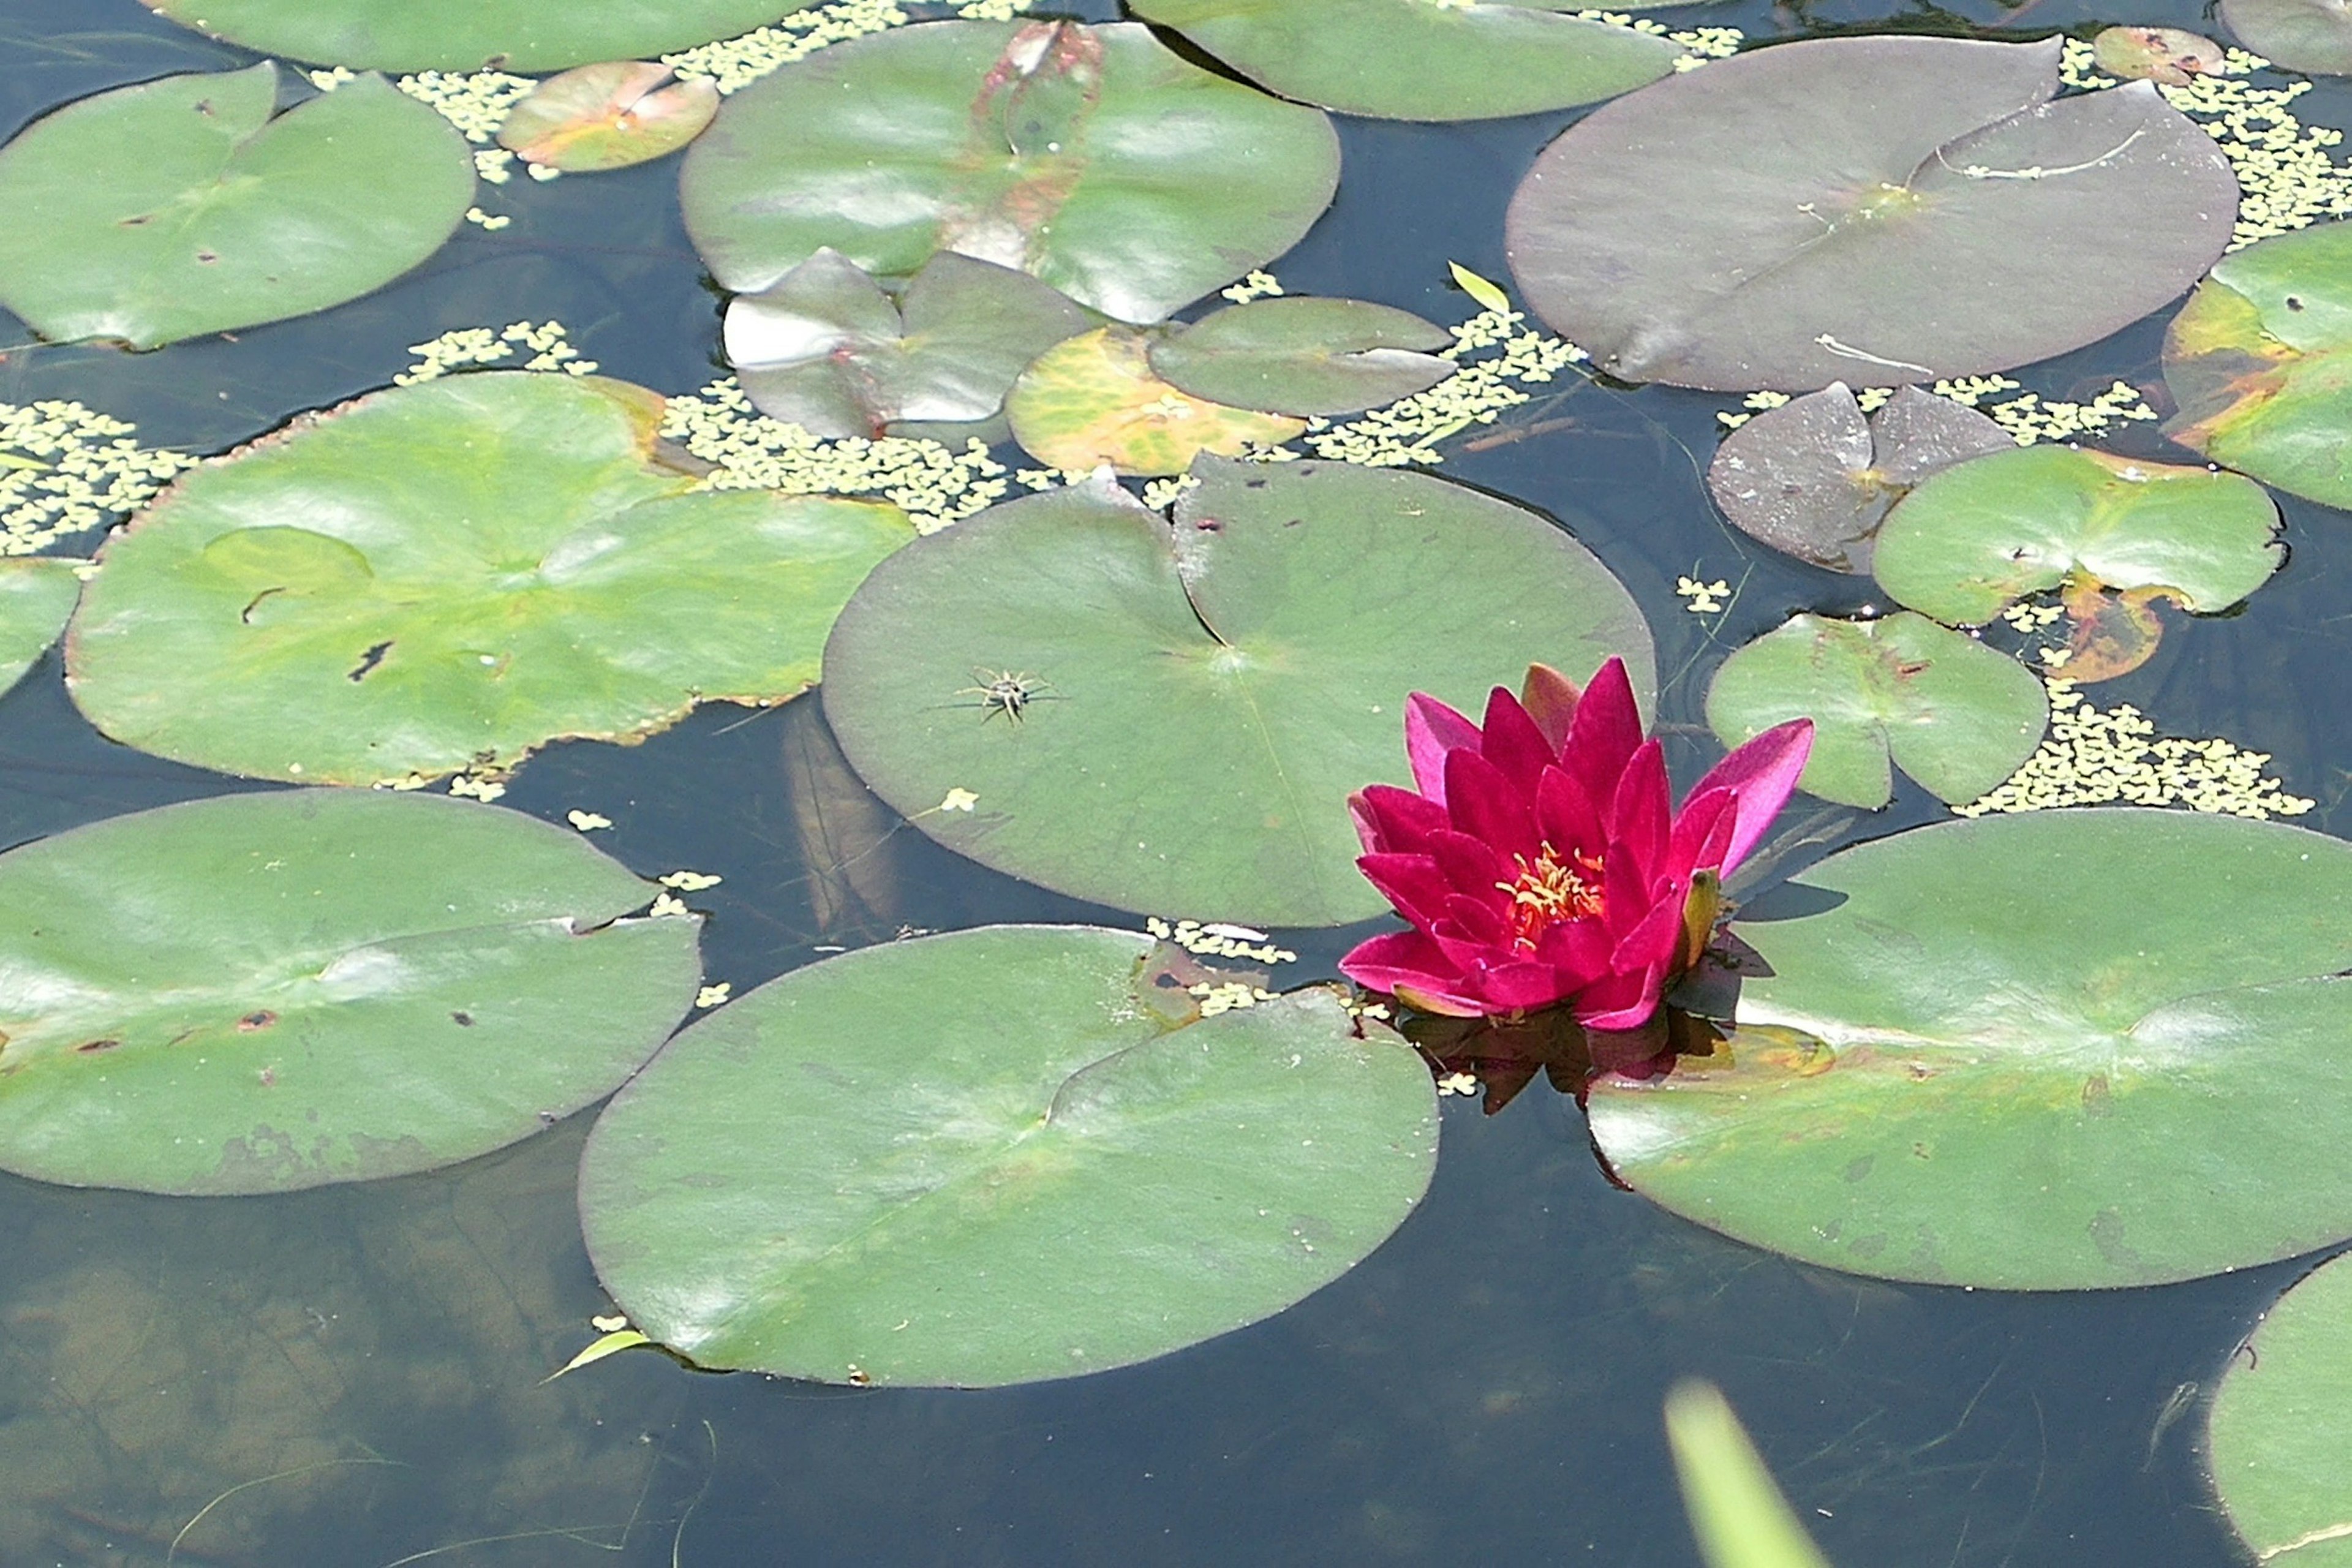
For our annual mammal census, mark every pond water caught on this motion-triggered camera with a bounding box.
[0,0,2343,1561]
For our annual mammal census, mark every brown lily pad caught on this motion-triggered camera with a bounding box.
[497,61,720,172]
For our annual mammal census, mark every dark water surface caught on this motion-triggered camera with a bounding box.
[0,0,2335,1561]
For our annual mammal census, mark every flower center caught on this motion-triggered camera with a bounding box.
[1498,845,1605,949]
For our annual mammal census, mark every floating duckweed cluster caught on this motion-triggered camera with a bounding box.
[1147,916,1298,967]
[662,1,921,94]
[0,402,196,556]
[1959,679,2314,820]
[395,322,598,385]
[390,68,537,141]
[1570,10,1743,68]
[1676,575,1731,614]
[1302,301,1587,467]
[1714,374,2157,442]
[660,377,1010,530]
[1221,271,1286,304]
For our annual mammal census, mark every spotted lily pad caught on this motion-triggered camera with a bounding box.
[2222,0,2352,75]
[0,557,83,699]
[496,62,719,172]
[1127,0,1679,122]
[1006,328,1307,475]
[1871,446,2283,660]
[2092,26,2228,85]
[66,372,914,785]
[1705,612,2047,809]
[579,925,1438,1387]
[2165,219,2352,508]
[680,19,1341,324]
[1505,36,2238,390]
[138,0,818,72]
[0,790,699,1195]
[0,64,473,350]
[1146,297,1455,417]
[1588,809,2352,1289]
[2208,1253,2352,1567]
[820,461,1654,925]
[1708,385,2013,573]
[726,249,1096,439]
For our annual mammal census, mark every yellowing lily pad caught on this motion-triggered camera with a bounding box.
[0,64,473,349]
[66,372,914,784]
[1006,327,1307,477]
[138,0,820,72]
[1705,611,2048,809]
[496,62,719,173]
[1146,297,1455,417]
[0,557,83,699]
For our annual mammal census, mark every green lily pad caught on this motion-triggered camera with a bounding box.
[1708,385,2013,573]
[2165,219,2352,508]
[1006,327,1308,476]
[0,790,699,1195]
[820,461,1654,926]
[1588,809,2352,1289]
[2091,26,2228,85]
[0,64,473,350]
[1127,0,1679,123]
[138,0,818,72]
[1145,297,1455,417]
[2222,0,2352,75]
[578,925,1438,1387]
[1872,445,2283,627]
[726,248,1096,439]
[496,62,719,173]
[679,19,1341,324]
[66,372,913,785]
[1705,611,2048,810]
[2208,1252,2352,1567]
[1504,37,2238,390]
[0,557,83,699]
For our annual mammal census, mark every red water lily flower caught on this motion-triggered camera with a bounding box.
[1339,658,1812,1031]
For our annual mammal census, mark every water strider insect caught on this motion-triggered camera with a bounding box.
[954,668,1059,725]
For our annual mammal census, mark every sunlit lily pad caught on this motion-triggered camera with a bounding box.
[496,62,718,172]
[2208,1253,2352,1567]
[1705,611,2047,809]
[67,372,913,784]
[0,557,83,699]
[1127,0,1678,122]
[2165,219,2352,508]
[1588,809,2352,1289]
[2092,26,2228,85]
[2222,0,2352,75]
[1708,385,2013,572]
[1146,297,1455,417]
[579,925,1437,1387]
[1871,445,2283,676]
[0,64,472,350]
[679,19,1341,324]
[726,249,1096,439]
[1006,328,1307,475]
[0,790,698,1195]
[138,0,817,72]
[1505,37,2238,390]
[821,461,1654,925]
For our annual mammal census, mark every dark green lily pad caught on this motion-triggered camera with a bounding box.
[1505,37,2238,390]
[821,460,1654,925]
[726,248,1096,439]
[1146,297,1455,417]
[138,0,818,72]
[2222,0,2352,75]
[0,64,473,350]
[2165,219,2352,508]
[1705,611,2047,809]
[578,925,1437,1387]
[1005,327,1307,475]
[66,372,913,785]
[0,557,83,699]
[1588,809,2352,1289]
[0,790,698,1195]
[2208,1253,2352,1567]
[679,19,1341,324]
[1872,445,2283,626]
[1128,0,1678,123]
[1708,385,2013,573]
[496,62,719,173]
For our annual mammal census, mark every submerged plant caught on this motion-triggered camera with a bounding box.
[1339,658,1811,1030]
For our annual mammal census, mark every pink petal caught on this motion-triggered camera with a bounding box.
[1575,963,1667,1033]
[1405,692,1482,805]
[1665,786,1734,883]
[1357,853,1453,931]
[1340,930,1480,1015]
[1564,657,1645,816]
[1351,783,1447,856]
[1533,914,1613,985]
[1468,959,1574,1014]
[1686,718,1815,878]
[1441,892,1509,948]
[1608,739,1671,891]
[1444,748,1540,866]
[1534,764,1604,859]
[1479,685,1555,797]
[1520,663,1581,753]
[1608,883,1689,978]
[1425,829,1507,911]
